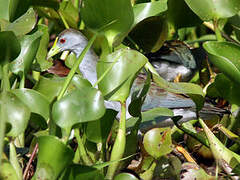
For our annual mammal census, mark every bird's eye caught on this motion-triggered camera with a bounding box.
[60,38,66,44]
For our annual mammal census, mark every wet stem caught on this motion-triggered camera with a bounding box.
[106,101,126,179]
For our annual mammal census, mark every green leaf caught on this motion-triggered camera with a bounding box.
[185,0,240,21]
[59,164,104,180]
[33,135,74,180]
[0,91,31,137]
[0,160,19,180]
[52,87,105,129]
[10,29,42,75]
[86,109,118,143]
[114,172,139,180]
[34,76,66,102]
[0,0,20,21]
[0,8,37,36]
[0,31,21,65]
[145,62,204,111]
[80,0,134,47]
[203,41,240,85]
[168,0,202,28]
[199,119,240,168]
[11,88,50,121]
[33,75,86,102]
[143,128,172,159]
[97,48,148,102]
[126,107,173,131]
[32,25,53,72]
[132,0,168,27]
[59,1,79,28]
[127,16,168,52]
[207,73,240,106]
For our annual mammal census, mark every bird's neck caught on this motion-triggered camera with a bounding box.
[74,47,98,85]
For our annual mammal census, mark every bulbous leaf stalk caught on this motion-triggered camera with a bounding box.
[106,102,126,179]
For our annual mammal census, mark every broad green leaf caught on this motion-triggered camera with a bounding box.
[86,109,118,143]
[97,49,148,102]
[11,88,50,120]
[0,160,19,180]
[34,76,66,102]
[33,75,86,102]
[207,73,240,106]
[114,173,139,180]
[0,8,36,36]
[0,91,31,137]
[59,164,104,180]
[33,135,74,180]
[10,29,42,75]
[143,128,172,159]
[145,62,204,111]
[126,16,168,52]
[168,0,202,28]
[59,1,79,28]
[185,0,240,21]
[199,119,240,168]
[32,25,53,72]
[0,0,20,21]
[52,87,105,129]
[133,0,168,27]
[0,31,21,65]
[126,107,173,130]
[203,41,240,85]
[80,0,134,47]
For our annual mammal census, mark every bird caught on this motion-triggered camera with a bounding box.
[47,28,227,128]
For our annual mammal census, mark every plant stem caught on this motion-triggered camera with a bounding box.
[57,34,97,100]
[0,94,6,168]
[106,102,126,179]
[19,73,25,89]
[57,11,70,29]
[213,20,224,42]
[10,141,22,180]
[74,128,93,165]
[1,64,10,91]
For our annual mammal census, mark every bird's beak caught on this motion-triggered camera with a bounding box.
[46,37,61,60]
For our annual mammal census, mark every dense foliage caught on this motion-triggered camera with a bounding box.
[1,0,240,179]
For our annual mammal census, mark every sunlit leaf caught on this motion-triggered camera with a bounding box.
[199,119,240,168]
[0,160,19,180]
[115,172,139,180]
[185,0,240,21]
[33,135,74,180]
[52,87,105,129]
[10,29,42,75]
[143,128,172,158]
[0,91,31,137]
[11,88,50,121]
[203,41,240,85]
[80,0,134,46]
[0,8,36,36]
[32,25,53,72]
[97,48,148,102]
[133,0,168,27]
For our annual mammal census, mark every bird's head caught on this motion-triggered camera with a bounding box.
[47,29,89,59]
